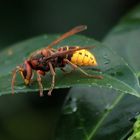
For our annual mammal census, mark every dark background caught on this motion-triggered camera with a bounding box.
[0,0,139,48]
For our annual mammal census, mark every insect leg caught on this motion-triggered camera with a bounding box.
[36,71,44,97]
[29,71,35,84]
[64,59,103,79]
[48,62,56,96]
[11,68,19,95]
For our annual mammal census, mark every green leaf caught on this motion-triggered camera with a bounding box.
[0,34,140,97]
[104,4,140,75]
[55,87,140,140]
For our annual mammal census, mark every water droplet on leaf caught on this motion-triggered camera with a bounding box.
[63,97,78,115]
[106,84,112,88]
[105,104,113,111]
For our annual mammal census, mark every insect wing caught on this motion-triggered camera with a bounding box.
[43,46,95,61]
[46,25,87,49]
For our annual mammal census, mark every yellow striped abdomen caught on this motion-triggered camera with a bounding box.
[71,49,98,66]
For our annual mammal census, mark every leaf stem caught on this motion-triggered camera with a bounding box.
[86,93,125,140]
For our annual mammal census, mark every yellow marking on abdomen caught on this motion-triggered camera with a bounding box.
[71,49,98,66]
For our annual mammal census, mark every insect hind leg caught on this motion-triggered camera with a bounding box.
[48,62,56,96]
[64,59,103,79]
[36,71,44,97]
[11,68,19,95]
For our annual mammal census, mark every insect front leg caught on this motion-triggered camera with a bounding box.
[11,68,19,95]
[64,59,103,79]
[36,71,44,97]
[48,62,56,96]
